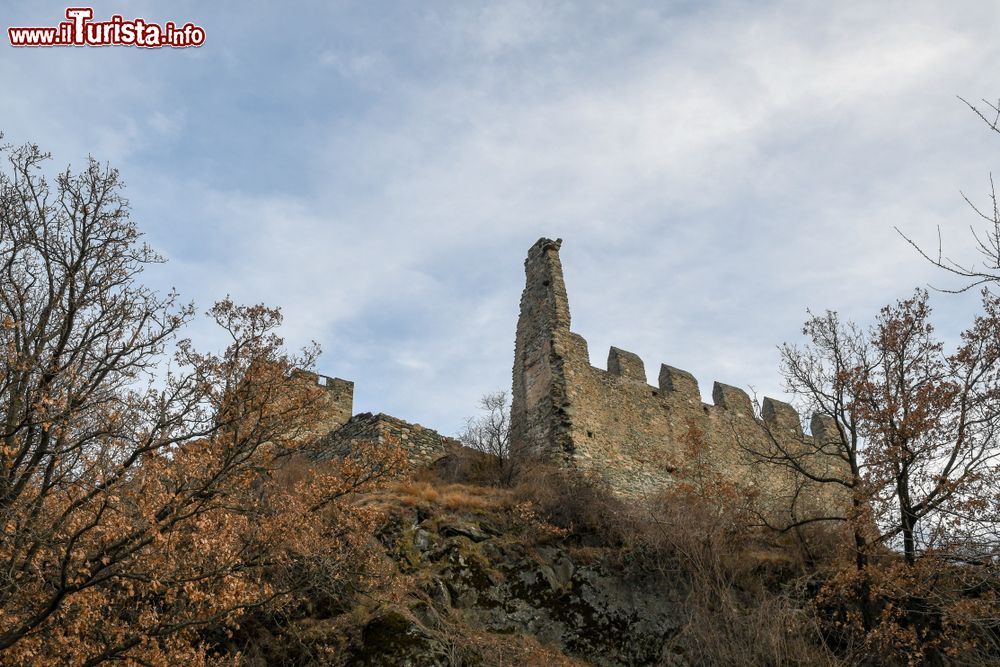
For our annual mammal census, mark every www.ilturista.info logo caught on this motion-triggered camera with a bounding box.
[8,8,205,48]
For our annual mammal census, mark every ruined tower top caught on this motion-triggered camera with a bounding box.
[290,369,355,437]
[522,238,571,333]
[510,238,576,461]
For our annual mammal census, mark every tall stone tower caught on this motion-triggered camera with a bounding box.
[510,238,575,460]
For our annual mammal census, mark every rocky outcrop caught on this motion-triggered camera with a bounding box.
[368,508,682,666]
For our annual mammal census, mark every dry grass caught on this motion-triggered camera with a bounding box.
[324,463,854,665]
[372,479,517,513]
[632,488,845,666]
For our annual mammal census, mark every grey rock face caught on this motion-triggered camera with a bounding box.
[378,513,681,667]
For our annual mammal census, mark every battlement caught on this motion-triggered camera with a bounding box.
[511,238,848,521]
[293,369,354,396]
[566,334,818,434]
[607,347,647,383]
[658,365,699,403]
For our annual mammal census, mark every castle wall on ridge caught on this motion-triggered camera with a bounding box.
[511,238,847,523]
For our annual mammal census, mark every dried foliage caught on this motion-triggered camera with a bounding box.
[507,431,842,665]
[753,288,1000,663]
[637,424,842,666]
[513,466,626,548]
[0,140,402,665]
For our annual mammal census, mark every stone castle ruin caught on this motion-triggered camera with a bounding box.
[295,370,458,468]
[305,237,846,526]
[510,238,847,523]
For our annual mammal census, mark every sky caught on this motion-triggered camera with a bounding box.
[2,1,999,435]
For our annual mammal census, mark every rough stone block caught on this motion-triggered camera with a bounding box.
[810,413,840,444]
[291,369,354,435]
[762,397,803,437]
[658,364,700,402]
[607,347,646,383]
[712,382,753,415]
[566,332,590,363]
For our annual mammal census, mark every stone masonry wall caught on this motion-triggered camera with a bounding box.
[316,412,458,469]
[511,238,848,525]
[294,368,457,470]
[291,369,355,441]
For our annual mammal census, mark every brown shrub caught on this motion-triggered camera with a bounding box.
[506,460,844,665]
[428,442,506,487]
[512,465,629,547]
[641,485,842,666]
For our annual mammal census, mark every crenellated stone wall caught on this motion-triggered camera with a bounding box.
[511,238,848,524]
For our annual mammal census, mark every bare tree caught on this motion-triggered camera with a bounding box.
[746,289,1000,656]
[752,310,874,562]
[897,97,1000,292]
[458,390,516,486]
[760,290,1000,563]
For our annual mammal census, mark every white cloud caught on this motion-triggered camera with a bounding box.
[6,0,1000,433]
